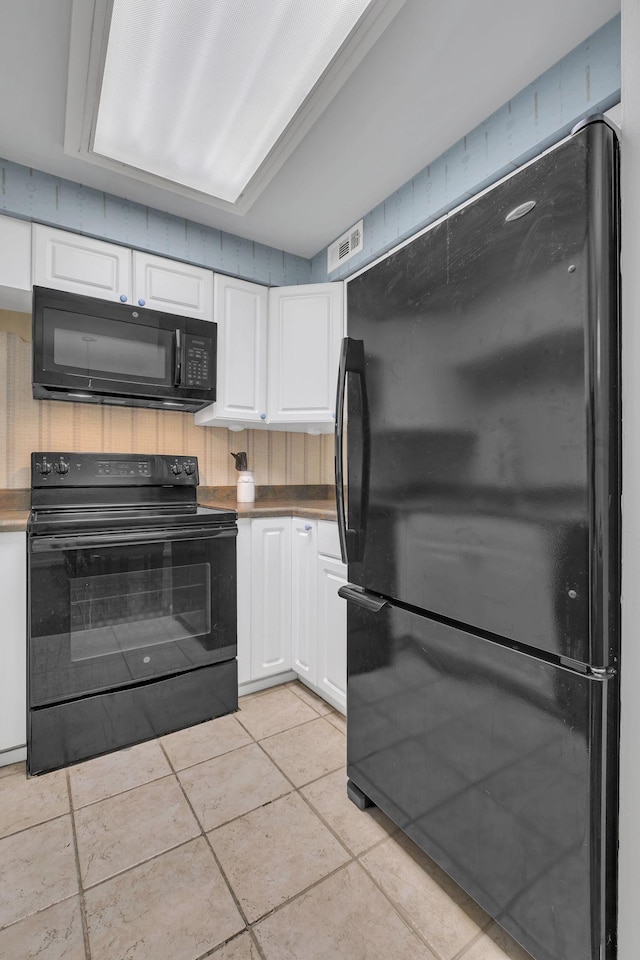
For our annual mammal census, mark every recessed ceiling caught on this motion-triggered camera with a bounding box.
[0,0,620,258]
[72,0,406,212]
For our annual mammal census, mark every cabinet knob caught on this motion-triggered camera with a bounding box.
[260,413,267,420]
[119,294,128,302]
[304,523,312,531]
[138,298,146,306]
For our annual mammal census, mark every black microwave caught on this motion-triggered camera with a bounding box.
[32,286,217,412]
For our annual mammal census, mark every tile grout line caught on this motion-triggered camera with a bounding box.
[246,857,359,935]
[234,707,337,744]
[156,738,264,960]
[449,925,492,960]
[354,850,450,960]
[65,769,176,814]
[65,768,93,960]
[161,706,360,954]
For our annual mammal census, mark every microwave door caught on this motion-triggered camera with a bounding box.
[38,309,176,389]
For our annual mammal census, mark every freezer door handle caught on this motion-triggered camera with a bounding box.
[338,584,388,612]
[335,337,369,563]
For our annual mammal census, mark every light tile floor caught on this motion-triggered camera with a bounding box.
[0,682,534,960]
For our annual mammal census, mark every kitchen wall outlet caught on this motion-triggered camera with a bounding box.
[327,219,364,272]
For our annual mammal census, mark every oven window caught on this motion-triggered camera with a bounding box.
[69,563,211,661]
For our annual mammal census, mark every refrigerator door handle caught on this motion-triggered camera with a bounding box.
[335,337,369,564]
[338,584,388,612]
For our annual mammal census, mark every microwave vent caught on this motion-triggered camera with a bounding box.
[327,219,364,272]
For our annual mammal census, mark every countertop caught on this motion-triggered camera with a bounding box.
[0,486,338,533]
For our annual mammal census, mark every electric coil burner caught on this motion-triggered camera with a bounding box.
[27,452,238,775]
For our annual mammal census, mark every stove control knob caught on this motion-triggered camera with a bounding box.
[184,462,196,476]
[54,458,70,475]
[171,462,183,475]
[37,458,52,476]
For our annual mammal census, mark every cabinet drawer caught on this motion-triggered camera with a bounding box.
[317,520,341,560]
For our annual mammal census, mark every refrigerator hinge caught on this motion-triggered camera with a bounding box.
[589,665,617,680]
[559,658,616,680]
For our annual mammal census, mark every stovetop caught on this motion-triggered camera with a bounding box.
[29,503,237,536]
[28,451,237,534]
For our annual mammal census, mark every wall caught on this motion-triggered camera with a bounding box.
[0,175,311,290]
[313,14,621,283]
[0,316,333,490]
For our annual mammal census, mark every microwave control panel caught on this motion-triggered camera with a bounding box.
[183,334,213,389]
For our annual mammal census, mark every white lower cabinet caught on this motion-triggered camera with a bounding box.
[0,532,27,765]
[250,517,292,681]
[236,519,252,685]
[237,516,347,713]
[291,518,318,683]
[316,553,348,710]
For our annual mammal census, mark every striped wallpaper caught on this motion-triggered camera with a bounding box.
[0,317,334,490]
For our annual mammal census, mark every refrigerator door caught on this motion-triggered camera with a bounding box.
[345,595,617,960]
[342,120,619,665]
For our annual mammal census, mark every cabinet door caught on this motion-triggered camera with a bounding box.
[33,224,131,302]
[250,518,292,679]
[236,519,252,685]
[317,553,348,713]
[0,216,32,311]
[291,518,317,683]
[0,533,27,757]
[132,251,213,320]
[213,274,268,422]
[267,282,344,424]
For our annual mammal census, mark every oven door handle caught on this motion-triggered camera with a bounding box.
[30,525,237,552]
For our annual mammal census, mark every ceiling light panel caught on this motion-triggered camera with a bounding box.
[93,0,377,204]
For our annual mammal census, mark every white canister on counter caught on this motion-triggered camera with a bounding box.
[236,470,255,503]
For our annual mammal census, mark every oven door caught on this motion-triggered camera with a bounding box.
[28,525,237,707]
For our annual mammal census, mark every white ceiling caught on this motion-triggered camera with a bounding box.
[0,0,620,259]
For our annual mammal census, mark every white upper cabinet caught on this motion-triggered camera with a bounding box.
[33,224,131,303]
[196,278,344,434]
[132,251,213,320]
[0,216,32,312]
[32,225,213,319]
[208,274,269,423]
[268,283,344,426]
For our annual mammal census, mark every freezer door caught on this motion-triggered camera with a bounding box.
[343,120,619,665]
[345,598,617,960]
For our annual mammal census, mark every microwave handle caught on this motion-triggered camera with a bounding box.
[174,329,182,385]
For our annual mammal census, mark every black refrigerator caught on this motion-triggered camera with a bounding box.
[335,117,619,960]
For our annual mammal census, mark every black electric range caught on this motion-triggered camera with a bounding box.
[27,452,238,775]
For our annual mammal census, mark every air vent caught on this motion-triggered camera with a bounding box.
[327,219,364,272]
